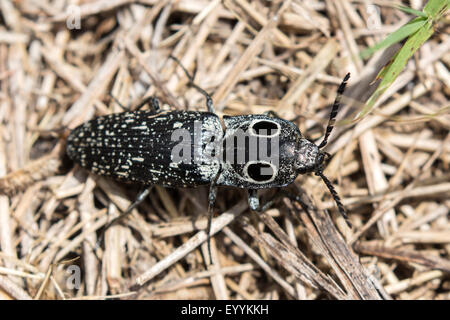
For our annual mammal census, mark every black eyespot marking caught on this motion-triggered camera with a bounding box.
[246,162,275,182]
[250,120,280,137]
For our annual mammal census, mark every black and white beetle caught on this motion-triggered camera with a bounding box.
[67,57,350,257]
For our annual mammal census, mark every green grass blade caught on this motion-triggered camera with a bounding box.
[350,0,449,123]
[423,0,450,18]
[360,17,427,59]
[354,21,435,121]
[394,4,428,17]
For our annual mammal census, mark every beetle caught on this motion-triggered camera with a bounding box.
[66,57,350,258]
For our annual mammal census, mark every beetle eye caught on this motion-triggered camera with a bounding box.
[246,162,275,182]
[250,120,280,136]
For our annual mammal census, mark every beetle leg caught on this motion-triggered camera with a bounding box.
[263,110,280,118]
[264,110,303,124]
[169,54,216,115]
[133,96,161,113]
[205,183,218,264]
[248,189,281,213]
[252,190,351,228]
[247,189,260,211]
[248,189,309,213]
[95,186,153,249]
[109,93,130,111]
[109,93,161,114]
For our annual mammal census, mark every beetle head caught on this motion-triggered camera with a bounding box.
[294,138,319,174]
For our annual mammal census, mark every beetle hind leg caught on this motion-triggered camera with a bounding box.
[205,184,218,265]
[95,186,153,250]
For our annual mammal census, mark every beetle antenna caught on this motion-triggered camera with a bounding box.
[168,54,215,114]
[317,73,350,149]
[316,171,352,228]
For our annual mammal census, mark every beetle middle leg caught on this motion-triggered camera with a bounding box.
[133,96,161,113]
[169,54,216,114]
[109,94,161,114]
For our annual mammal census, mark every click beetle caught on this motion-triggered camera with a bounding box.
[66,56,350,258]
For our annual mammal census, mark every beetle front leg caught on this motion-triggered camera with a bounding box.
[248,189,278,213]
[248,189,280,212]
[248,189,306,213]
[248,189,260,211]
[263,110,280,118]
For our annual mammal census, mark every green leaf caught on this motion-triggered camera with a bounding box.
[340,0,450,124]
[360,17,427,59]
[376,51,400,80]
[423,0,450,18]
[394,4,428,17]
[354,20,435,121]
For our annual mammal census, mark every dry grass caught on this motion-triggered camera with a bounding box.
[0,0,449,300]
